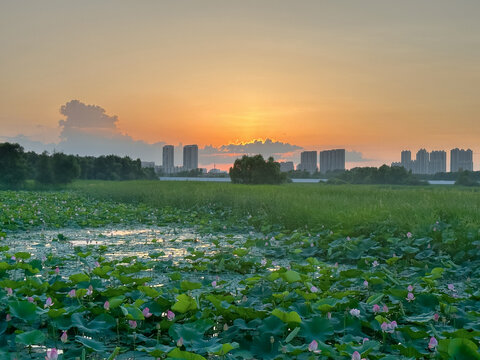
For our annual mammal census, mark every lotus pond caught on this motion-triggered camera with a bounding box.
[1,190,480,359]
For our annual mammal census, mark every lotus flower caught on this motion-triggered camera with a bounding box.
[372,304,380,313]
[428,336,438,349]
[211,280,217,288]
[94,261,100,267]
[352,351,361,360]
[363,280,368,287]
[55,267,60,275]
[5,288,12,296]
[27,296,34,303]
[372,260,379,267]
[407,285,414,292]
[433,313,439,322]
[177,337,184,347]
[406,292,415,302]
[60,331,68,343]
[308,340,318,352]
[67,289,76,298]
[128,320,137,329]
[45,348,58,360]
[45,297,53,308]
[167,310,175,320]
[104,301,110,310]
[6,314,11,322]
[142,307,153,318]
[406,232,412,238]
[327,312,331,320]
[382,304,389,313]
[350,308,360,317]
[86,285,93,296]
[447,283,455,291]
[310,285,318,293]
[381,322,389,332]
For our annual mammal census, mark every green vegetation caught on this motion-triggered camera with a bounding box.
[455,171,479,187]
[1,183,480,359]
[71,180,480,234]
[328,165,424,185]
[229,155,287,184]
[0,142,157,188]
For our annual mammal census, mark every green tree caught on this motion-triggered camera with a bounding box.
[229,155,287,184]
[51,153,80,184]
[35,151,54,184]
[455,170,478,186]
[0,142,27,188]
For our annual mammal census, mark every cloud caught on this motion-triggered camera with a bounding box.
[345,150,373,163]
[55,100,164,161]
[199,139,303,165]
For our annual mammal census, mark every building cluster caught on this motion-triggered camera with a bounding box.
[392,148,473,175]
[280,149,346,174]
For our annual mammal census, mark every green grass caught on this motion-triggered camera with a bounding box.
[70,180,480,233]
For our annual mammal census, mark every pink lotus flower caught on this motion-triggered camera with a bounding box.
[86,285,93,296]
[433,313,439,322]
[406,232,412,238]
[6,314,11,322]
[177,337,184,347]
[5,288,12,296]
[310,286,318,293]
[211,280,217,288]
[67,289,76,298]
[45,348,58,360]
[381,322,389,332]
[60,331,68,343]
[11,256,16,261]
[372,260,379,267]
[128,320,137,329]
[261,259,267,266]
[94,261,100,267]
[27,296,34,303]
[406,292,415,302]
[352,351,361,360]
[55,267,60,275]
[167,310,175,321]
[428,336,438,350]
[350,309,360,317]
[104,301,110,311]
[382,304,389,313]
[327,312,331,320]
[308,340,318,352]
[407,285,414,292]
[447,283,455,291]
[44,297,53,308]
[142,307,153,318]
[372,304,380,313]
[363,280,368,287]
[362,338,369,343]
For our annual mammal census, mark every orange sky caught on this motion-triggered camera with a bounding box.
[1,1,480,168]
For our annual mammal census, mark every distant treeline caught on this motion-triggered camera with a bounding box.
[327,165,426,185]
[0,142,156,189]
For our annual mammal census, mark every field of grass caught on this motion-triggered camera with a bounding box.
[1,182,480,359]
[71,180,480,234]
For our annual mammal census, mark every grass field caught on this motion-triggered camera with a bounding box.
[71,180,480,234]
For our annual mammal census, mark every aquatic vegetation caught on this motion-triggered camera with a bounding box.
[1,189,480,359]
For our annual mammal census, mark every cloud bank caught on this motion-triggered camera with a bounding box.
[2,100,371,169]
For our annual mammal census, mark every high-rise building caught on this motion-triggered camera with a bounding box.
[298,151,318,173]
[162,145,174,174]
[183,145,198,170]
[451,148,473,172]
[414,149,429,175]
[320,149,345,173]
[279,161,294,172]
[401,150,412,172]
[429,151,446,174]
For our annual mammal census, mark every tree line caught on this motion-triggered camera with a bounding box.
[0,142,157,189]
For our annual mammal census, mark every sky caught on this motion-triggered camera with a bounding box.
[1,0,480,170]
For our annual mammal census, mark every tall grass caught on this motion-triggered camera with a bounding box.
[70,180,480,233]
